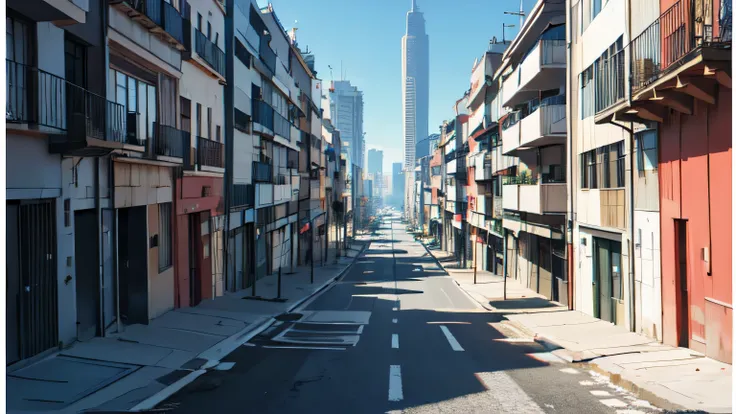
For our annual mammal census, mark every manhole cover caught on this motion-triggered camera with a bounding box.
[275,313,304,322]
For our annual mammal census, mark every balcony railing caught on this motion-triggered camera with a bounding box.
[502,174,538,185]
[595,48,626,113]
[273,111,291,139]
[252,99,274,131]
[259,37,277,74]
[195,29,225,76]
[6,60,126,143]
[232,184,254,208]
[253,161,272,182]
[197,136,224,168]
[118,0,187,46]
[162,0,185,44]
[152,123,187,158]
[541,39,566,65]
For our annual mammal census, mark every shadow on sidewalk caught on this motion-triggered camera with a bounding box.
[489,297,566,311]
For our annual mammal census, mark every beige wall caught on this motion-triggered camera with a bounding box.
[114,162,173,208]
[147,203,175,320]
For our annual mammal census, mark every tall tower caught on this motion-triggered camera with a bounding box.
[401,0,429,172]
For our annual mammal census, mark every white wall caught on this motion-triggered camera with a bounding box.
[580,0,627,69]
[233,130,258,184]
[634,210,662,340]
[108,7,182,72]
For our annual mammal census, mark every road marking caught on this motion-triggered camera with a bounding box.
[439,325,464,351]
[214,362,235,371]
[388,365,403,401]
[600,398,628,408]
[440,287,454,306]
[357,325,365,334]
[392,318,398,324]
[392,334,399,349]
[579,380,596,386]
[590,390,611,397]
[262,345,346,351]
[559,367,580,374]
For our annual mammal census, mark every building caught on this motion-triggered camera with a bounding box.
[367,149,383,175]
[578,0,731,363]
[401,0,429,173]
[497,0,568,303]
[392,162,405,207]
[329,80,365,232]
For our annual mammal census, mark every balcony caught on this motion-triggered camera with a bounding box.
[474,155,493,181]
[253,161,272,183]
[446,185,457,202]
[193,29,225,77]
[6,61,127,155]
[232,184,254,209]
[151,123,187,159]
[491,145,514,175]
[274,111,291,141]
[446,159,457,175]
[6,0,86,24]
[518,95,566,150]
[196,136,224,169]
[501,174,566,214]
[503,39,566,108]
[255,183,274,208]
[501,112,521,155]
[274,182,291,205]
[596,0,732,125]
[252,99,274,135]
[109,0,187,50]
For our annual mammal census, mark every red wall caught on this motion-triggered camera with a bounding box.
[174,175,223,308]
[659,87,732,363]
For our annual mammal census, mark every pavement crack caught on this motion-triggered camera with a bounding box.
[290,374,326,392]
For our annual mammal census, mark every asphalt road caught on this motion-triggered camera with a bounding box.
[160,214,668,414]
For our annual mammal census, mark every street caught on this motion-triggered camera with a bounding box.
[160,214,666,414]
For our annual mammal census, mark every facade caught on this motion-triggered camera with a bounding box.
[392,161,405,207]
[401,0,429,173]
[367,148,383,175]
[581,0,731,363]
[6,0,345,368]
[497,0,568,304]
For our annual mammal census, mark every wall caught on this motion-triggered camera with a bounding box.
[659,90,732,363]
[148,204,175,319]
[108,7,182,73]
[634,210,662,340]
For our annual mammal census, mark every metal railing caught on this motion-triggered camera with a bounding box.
[122,0,186,45]
[232,184,254,208]
[6,60,126,142]
[195,29,225,75]
[162,0,184,44]
[131,0,162,27]
[252,99,274,131]
[502,174,538,185]
[273,111,291,139]
[542,168,567,184]
[259,37,277,74]
[152,123,187,158]
[253,161,272,182]
[197,136,224,168]
[502,111,521,131]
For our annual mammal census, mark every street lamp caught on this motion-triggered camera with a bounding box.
[502,23,515,44]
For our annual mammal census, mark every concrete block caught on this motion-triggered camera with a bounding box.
[114,162,131,187]
[157,186,173,203]
[115,187,132,208]
[132,186,148,207]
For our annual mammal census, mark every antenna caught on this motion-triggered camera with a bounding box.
[504,0,525,30]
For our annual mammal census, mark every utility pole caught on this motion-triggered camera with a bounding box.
[473,236,478,284]
[223,0,235,294]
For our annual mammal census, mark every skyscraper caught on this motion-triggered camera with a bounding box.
[392,162,405,207]
[367,149,383,175]
[329,80,365,171]
[401,0,429,171]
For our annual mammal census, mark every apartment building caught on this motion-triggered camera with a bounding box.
[464,41,507,274]
[442,96,470,267]
[578,0,731,362]
[497,0,568,303]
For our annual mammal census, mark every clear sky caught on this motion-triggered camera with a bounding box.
[259,0,537,172]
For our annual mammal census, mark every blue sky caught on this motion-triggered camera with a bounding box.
[260,0,536,172]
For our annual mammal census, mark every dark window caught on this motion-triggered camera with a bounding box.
[112,70,156,144]
[207,21,212,39]
[614,141,626,187]
[207,107,212,139]
[197,13,202,31]
[581,150,598,189]
[64,37,86,87]
[158,203,172,271]
[235,39,252,67]
[215,32,219,48]
[216,125,221,142]
[64,199,71,227]
[234,108,250,132]
[196,103,202,137]
[180,97,191,133]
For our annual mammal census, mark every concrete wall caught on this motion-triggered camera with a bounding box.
[108,7,182,73]
[147,203,175,319]
[634,210,662,340]
[659,90,732,363]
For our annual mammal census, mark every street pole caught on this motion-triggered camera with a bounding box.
[502,228,508,301]
[310,226,315,284]
[277,229,283,299]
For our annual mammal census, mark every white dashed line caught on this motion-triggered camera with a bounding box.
[392,334,399,349]
[388,365,403,401]
[590,390,612,397]
[392,318,398,324]
[579,380,595,386]
[439,325,464,351]
[600,398,628,408]
[559,367,580,374]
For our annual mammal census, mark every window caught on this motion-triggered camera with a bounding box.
[637,130,658,171]
[234,108,251,132]
[207,107,212,139]
[581,150,598,189]
[158,203,172,271]
[235,39,252,67]
[614,141,625,187]
[197,13,202,31]
[580,66,595,119]
[112,69,156,145]
[598,146,609,188]
[196,103,202,137]
[207,21,212,39]
[180,97,191,133]
[216,125,221,142]
[581,142,625,189]
[64,37,86,87]
[215,32,219,48]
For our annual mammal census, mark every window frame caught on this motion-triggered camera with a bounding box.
[158,202,173,272]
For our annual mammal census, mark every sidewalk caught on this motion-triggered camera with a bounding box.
[426,246,733,414]
[7,241,368,414]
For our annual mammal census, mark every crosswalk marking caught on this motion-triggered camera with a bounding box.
[439,325,464,351]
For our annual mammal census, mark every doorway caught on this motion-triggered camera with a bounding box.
[74,209,99,341]
[674,219,689,348]
[118,206,148,325]
[188,213,202,306]
[593,237,623,324]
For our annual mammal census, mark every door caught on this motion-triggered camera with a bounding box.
[235,229,244,290]
[7,200,58,364]
[675,219,690,347]
[189,214,202,306]
[74,209,99,341]
[7,204,20,364]
[245,224,256,288]
[118,207,149,325]
[255,227,267,281]
[594,238,614,323]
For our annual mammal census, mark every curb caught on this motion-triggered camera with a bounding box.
[421,244,494,312]
[131,241,368,412]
